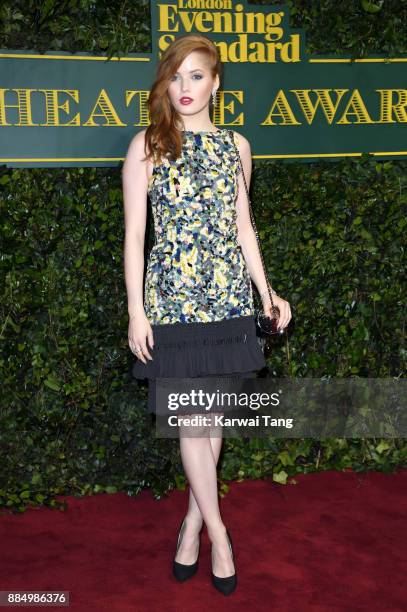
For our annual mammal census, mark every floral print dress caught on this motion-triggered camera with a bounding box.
[144,128,255,325]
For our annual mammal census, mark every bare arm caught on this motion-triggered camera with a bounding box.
[232,131,271,297]
[122,129,154,361]
[233,131,292,331]
[122,129,149,317]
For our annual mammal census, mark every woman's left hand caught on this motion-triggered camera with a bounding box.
[262,294,292,332]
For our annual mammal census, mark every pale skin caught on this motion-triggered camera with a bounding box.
[122,51,292,578]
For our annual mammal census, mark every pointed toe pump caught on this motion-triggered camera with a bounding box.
[211,528,237,596]
[172,517,201,582]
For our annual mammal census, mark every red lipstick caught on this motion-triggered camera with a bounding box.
[180,97,193,105]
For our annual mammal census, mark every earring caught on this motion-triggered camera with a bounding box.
[212,90,217,105]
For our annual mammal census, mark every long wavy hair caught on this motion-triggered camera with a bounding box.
[143,34,222,164]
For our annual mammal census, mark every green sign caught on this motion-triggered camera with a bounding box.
[0,1,406,167]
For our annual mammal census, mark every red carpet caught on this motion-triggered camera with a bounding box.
[1,470,406,611]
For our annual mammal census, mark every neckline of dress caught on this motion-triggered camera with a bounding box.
[181,128,226,135]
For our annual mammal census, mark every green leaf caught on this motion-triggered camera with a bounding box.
[361,0,384,13]
[376,441,390,454]
[277,451,295,466]
[31,473,42,485]
[273,470,288,484]
[44,376,61,391]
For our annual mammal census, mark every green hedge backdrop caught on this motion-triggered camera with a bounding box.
[1,0,406,513]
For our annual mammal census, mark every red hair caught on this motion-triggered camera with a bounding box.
[143,34,222,164]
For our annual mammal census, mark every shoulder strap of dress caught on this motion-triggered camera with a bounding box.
[227,129,239,147]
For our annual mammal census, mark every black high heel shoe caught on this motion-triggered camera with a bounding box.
[172,517,201,582]
[211,528,237,596]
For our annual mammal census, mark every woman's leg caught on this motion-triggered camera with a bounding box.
[182,423,223,536]
[182,374,231,537]
[175,412,235,578]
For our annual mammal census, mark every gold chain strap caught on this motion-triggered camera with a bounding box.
[228,130,278,317]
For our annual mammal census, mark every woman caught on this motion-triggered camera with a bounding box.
[122,34,291,595]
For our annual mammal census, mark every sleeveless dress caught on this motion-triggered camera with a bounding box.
[132,128,266,412]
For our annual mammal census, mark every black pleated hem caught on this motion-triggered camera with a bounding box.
[132,314,266,379]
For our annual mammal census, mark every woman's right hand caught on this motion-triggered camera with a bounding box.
[128,309,154,363]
